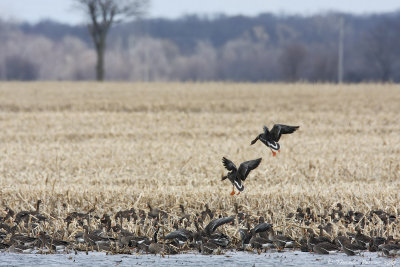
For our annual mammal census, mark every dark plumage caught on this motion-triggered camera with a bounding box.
[221,157,262,195]
[15,200,46,224]
[337,237,366,256]
[249,229,273,249]
[148,228,164,254]
[313,242,338,255]
[354,228,371,248]
[239,228,252,249]
[9,226,38,247]
[37,231,69,250]
[266,226,295,250]
[253,222,273,234]
[82,225,114,246]
[200,239,219,254]
[381,243,400,256]
[251,124,299,156]
[204,216,234,236]
[115,208,137,224]
[163,228,193,245]
[209,232,231,247]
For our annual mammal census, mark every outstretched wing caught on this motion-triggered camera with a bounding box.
[270,124,299,141]
[222,157,237,172]
[253,222,273,233]
[263,125,269,134]
[237,158,262,181]
[164,229,192,241]
[204,216,235,235]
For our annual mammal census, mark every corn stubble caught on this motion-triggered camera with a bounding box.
[0,82,399,240]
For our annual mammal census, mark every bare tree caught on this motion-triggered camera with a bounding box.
[5,55,38,81]
[279,43,307,82]
[75,0,149,81]
[362,19,398,82]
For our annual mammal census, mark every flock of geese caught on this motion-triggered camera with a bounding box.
[1,124,400,258]
[1,199,400,257]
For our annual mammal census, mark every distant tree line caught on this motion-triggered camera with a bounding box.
[1,11,400,82]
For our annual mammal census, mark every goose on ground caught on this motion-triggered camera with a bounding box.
[336,237,366,256]
[204,216,234,236]
[239,228,252,250]
[381,243,400,257]
[115,208,137,224]
[82,225,114,247]
[200,204,213,221]
[37,231,69,251]
[9,226,38,247]
[249,229,273,249]
[15,200,46,224]
[266,226,295,250]
[147,203,168,220]
[163,228,193,246]
[313,241,339,254]
[199,236,219,255]
[148,228,163,254]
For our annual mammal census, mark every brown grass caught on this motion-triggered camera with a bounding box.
[0,82,399,239]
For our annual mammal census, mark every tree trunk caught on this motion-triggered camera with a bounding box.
[96,41,105,81]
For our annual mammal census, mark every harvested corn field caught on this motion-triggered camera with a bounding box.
[0,82,399,256]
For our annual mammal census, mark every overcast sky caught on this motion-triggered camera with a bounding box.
[0,0,399,24]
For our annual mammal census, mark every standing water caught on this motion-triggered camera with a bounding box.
[1,251,399,267]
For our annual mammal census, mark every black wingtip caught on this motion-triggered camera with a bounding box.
[255,158,262,166]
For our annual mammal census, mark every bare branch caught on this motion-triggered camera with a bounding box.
[74,0,149,81]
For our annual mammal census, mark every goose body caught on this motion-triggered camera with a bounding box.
[382,243,400,256]
[267,227,294,250]
[312,242,338,255]
[249,229,273,249]
[148,228,163,254]
[37,231,69,251]
[200,240,218,254]
[164,228,193,246]
[239,229,252,249]
[15,200,46,224]
[83,225,114,246]
[337,238,365,256]
[253,222,273,234]
[251,124,299,156]
[221,157,262,195]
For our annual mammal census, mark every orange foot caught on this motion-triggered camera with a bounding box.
[236,192,241,195]
[272,151,276,157]
[230,191,235,196]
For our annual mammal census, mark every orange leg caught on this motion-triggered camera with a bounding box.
[236,191,240,195]
[230,186,235,195]
[270,148,276,157]
[278,149,280,153]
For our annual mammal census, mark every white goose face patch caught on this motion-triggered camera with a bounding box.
[234,180,244,191]
[267,141,280,151]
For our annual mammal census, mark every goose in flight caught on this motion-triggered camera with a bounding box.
[251,124,299,156]
[221,157,262,195]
